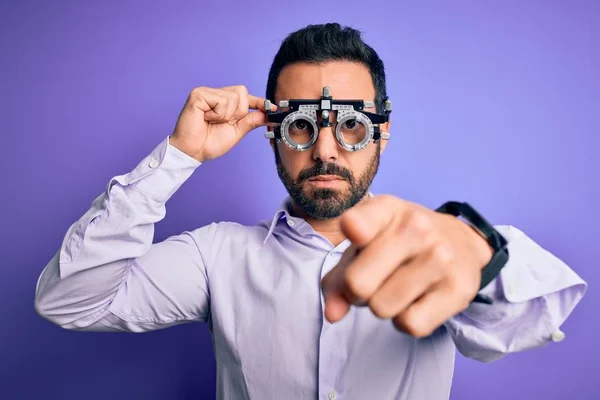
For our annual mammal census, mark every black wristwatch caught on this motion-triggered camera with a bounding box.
[436,201,509,304]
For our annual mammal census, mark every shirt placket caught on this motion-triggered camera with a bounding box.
[317,250,347,400]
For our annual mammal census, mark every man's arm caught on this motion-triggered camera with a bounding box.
[35,85,274,332]
[444,225,587,362]
[321,195,587,360]
[34,137,215,332]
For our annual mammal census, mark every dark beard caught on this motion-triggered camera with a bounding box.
[274,143,380,220]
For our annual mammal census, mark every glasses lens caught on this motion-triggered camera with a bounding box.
[338,118,367,146]
[287,118,316,146]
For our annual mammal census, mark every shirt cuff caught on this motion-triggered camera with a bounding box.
[444,225,586,362]
[480,225,587,306]
[107,136,201,203]
[466,224,587,343]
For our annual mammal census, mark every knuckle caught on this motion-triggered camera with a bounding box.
[426,260,446,282]
[377,194,398,209]
[237,90,250,113]
[431,243,454,265]
[377,193,394,203]
[236,84,248,96]
[395,312,433,338]
[191,86,206,97]
[343,270,372,301]
[368,297,395,319]
[227,90,240,104]
[409,211,433,235]
[229,87,241,99]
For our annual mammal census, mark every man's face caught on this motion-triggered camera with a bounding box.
[272,61,389,220]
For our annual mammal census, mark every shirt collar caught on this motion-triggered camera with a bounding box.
[263,191,375,243]
[263,197,294,243]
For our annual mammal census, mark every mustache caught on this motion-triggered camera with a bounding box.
[297,162,353,183]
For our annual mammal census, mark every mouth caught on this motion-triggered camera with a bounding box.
[305,175,346,188]
[307,175,344,182]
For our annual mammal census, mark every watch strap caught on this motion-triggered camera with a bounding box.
[436,201,509,304]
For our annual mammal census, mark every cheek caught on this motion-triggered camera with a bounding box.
[348,149,376,174]
[279,146,309,175]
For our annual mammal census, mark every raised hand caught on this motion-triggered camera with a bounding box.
[170,85,276,162]
[321,195,494,337]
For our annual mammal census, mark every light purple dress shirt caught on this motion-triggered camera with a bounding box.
[34,136,587,400]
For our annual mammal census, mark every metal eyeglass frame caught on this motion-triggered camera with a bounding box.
[264,86,392,152]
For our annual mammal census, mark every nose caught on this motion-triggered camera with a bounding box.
[311,115,340,163]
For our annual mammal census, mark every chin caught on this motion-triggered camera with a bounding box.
[305,187,346,201]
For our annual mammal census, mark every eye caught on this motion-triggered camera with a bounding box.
[343,119,358,130]
[290,120,309,131]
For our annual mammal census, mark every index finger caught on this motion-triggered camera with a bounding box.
[340,195,403,248]
[248,94,278,111]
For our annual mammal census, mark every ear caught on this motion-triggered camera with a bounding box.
[379,119,391,154]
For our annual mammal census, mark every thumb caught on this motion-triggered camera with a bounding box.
[235,110,269,137]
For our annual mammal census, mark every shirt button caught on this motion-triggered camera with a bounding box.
[328,390,336,400]
[551,329,566,342]
[287,219,296,227]
[148,159,159,168]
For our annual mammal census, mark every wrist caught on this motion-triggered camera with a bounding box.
[463,221,495,270]
[436,201,510,302]
[168,135,205,163]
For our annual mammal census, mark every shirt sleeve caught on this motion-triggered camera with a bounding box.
[34,136,217,333]
[444,225,587,363]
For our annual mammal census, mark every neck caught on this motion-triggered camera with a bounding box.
[289,194,371,247]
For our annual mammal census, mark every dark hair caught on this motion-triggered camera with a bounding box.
[266,23,387,113]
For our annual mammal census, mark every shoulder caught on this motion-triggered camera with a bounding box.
[186,219,272,248]
[184,219,273,272]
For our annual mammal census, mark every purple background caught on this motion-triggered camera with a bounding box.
[1,1,598,399]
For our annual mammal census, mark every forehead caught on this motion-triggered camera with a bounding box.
[274,61,375,102]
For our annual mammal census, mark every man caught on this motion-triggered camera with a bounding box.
[34,23,586,399]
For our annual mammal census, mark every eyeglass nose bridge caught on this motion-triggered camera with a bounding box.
[318,109,333,128]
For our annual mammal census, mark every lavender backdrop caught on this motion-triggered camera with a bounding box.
[1,1,598,399]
